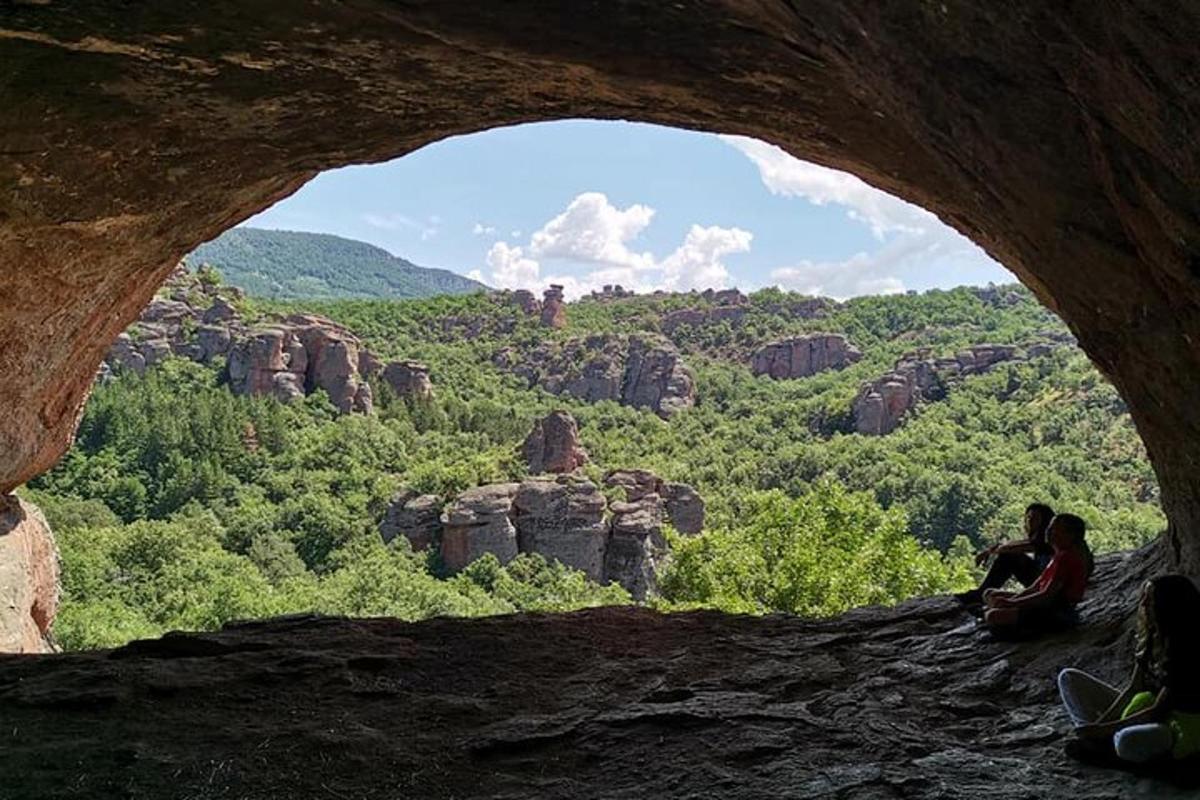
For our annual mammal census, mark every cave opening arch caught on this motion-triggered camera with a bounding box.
[3,1,1199,577]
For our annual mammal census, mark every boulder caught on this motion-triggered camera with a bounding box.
[751,334,863,380]
[380,493,443,552]
[440,483,520,572]
[512,477,609,581]
[522,410,588,474]
[604,496,665,600]
[197,324,233,361]
[540,285,566,329]
[0,496,59,654]
[382,360,434,402]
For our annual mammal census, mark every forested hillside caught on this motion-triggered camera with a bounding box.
[27,276,1163,650]
[188,227,487,299]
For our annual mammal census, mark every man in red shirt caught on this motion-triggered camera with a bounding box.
[983,513,1089,631]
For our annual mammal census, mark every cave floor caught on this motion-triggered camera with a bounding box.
[1,548,1194,799]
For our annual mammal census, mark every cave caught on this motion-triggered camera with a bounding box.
[3,2,1200,795]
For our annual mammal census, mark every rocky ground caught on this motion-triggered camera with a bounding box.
[1,543,1194,799]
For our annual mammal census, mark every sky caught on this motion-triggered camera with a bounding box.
[243,120,1014,299]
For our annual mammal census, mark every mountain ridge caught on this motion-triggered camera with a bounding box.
[187,226,487,299]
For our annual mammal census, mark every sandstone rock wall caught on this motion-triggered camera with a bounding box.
[503,335,695,419]
[380,469,704,598]
[852,344,1031,435]
[751,334,863,380]
[0,496,60,654]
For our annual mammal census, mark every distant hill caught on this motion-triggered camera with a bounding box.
[187,227,487,299]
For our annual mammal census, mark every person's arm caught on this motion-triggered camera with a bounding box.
[1076,686,1168,739]
[1093,663,1149,724]
[991,578,1059,609]
[975,538,1035,565]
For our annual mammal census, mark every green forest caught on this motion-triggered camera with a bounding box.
[188,227,486,299]
[26,276,1164,650]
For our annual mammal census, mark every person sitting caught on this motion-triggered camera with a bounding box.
[955,503,1055,606]
[981,513,1089,632]
[1058,574,1200,765]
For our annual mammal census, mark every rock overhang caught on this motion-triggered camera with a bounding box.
[2,1,1200,574]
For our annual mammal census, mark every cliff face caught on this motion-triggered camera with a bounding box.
[4,3,1200,575]
[1,544,1191,798]
[0,497,59,654]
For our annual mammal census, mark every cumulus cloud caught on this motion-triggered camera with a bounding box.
[471,192,751,298]
[723,135,1005,297]
[472,222,496,236]
[529,192,657,270]
[659,224,753,292]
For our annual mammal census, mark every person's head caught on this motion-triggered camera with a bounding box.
[1024,503,1055,541]
[1047,513,1085,552]
[1136,575,1200,683]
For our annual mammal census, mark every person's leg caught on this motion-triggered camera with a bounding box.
[979,552,1028,591]
[984,607,1019,627]
[1006,553,1043,587]
[1057,668,1121,727]
[1113,724,1174,763]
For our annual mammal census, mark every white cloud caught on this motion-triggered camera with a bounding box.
[472,222,496,236]
[529,192,657,270]
[510,229,522,239]
[484,241,541,289]
[659,224,753,292]
[471,192,751,298]
[720,136,931,239]
[723,134,1006,298]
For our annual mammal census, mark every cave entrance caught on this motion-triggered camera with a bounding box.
[4,4,1200,651]
[19,118,1165,650]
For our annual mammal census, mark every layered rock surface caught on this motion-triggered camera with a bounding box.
[380,468,704,597]
[521,410,588,474]
[853,344,1036,435]
[0,496,59,654]
[502,335,695,419]
[0,546,1186,798]
[751,334,863,380]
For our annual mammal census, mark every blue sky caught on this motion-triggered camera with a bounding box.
[244,120,1013,299]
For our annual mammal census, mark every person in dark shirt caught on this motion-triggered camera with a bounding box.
[1059,574,1200,763]
[955,503,1055,606]
[981,513,1089,631]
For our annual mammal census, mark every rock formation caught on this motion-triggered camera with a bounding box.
[852,344,1027,435]
[440,484,521,573]
[0,496,59,654]
[381,360,433,402]
[604,496,666,601]
[521,410,588,474]
[104,268,387,415]
[751,334,863,380]
[512,477,609,581]
[384,469,704,595]
[380,492,443,552]
[540,285,567,329]
[504,335,695,419]
[227,315,374,414]
[604,469,706,536]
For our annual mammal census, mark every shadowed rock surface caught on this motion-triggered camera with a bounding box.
[0,545,1190,798]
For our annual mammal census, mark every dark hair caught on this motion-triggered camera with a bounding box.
[1138,575,1200,707]
[1051,513,1086,543]
[1025,503,1055,542]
